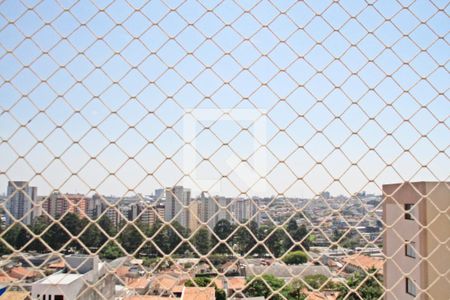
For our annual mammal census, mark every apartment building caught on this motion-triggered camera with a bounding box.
[5,181,38,225]
[164,186,191,229]
[41,193,88,219]
[383,182,449,300]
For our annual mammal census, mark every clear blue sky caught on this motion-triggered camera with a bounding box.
[0,0,448,198]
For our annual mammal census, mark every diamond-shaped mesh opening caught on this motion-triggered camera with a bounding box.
[0,0,449,299]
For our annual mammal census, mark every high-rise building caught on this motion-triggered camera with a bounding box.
[42,193,88,219]
[130,202,165,227]
[231,198,259,224]
[154,188,165,202]
[164,186,191,229]
[5,181,38,225]
[86,194,103,219]
[383,182,449,300]
[188,200,200,233]
[200,194,232,229]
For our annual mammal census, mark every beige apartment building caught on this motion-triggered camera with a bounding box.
[383,182,449,300]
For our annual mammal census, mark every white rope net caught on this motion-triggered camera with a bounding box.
[0,0,448,300]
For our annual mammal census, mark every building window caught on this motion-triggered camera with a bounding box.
[55,296,64,300]
[404,203,413,220]
[406,278,416,296]
[405,241,416,258]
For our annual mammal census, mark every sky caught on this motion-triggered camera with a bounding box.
[0,0,449,198]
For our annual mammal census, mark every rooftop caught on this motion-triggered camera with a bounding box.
[37,273,82,285]
[246,263,333,278]
[182,287,215,300]
[127,277,151,290]
[0,291,30,300]
[342,254,384,274]
[8,267,40,280]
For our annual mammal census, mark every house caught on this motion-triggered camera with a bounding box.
[245,262,333,281]
[8,267,41,282]
[0,291,30,300]
[31,255,115,300]
[213,276,246,296]
[182,287,215,300]
[126,277,151,295]
[341,254,384,275]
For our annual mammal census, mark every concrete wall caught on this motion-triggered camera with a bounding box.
[383,182,449,300]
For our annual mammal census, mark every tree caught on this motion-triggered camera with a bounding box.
[213,219,234,254]
[61,213,85,236]
[285,279,307,300]
[119,224,144,254]
[286,219,308,251]
[282,251,308,265]
[60,213,88,251]
[154,221,188,255]
[100,241,124,260]
[191,227,211,255]
[43,222,69,251]
[98,215,116,237]
[0,226,11,255]
[3,223,29,250]
[29,216,50,252]
[185,276,212,287]
[337,267,383,300]
[80,223,104,252]
[266,227,288,258]
[244,275,285,300]
[303,274,334,290]
[233,221,258,255]
[297,225,310,251]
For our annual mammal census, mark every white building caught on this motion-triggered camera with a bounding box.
[231,198,260,224]
[31,255,114,300]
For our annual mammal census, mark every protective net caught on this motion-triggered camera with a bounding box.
[0,0,448,300]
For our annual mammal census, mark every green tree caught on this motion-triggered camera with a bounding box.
[233,221,258,255]
[60,213,88,251]
[3,223,30,250]
[282,251,308,265]
[100,241,124,260]
[303,274,332,290]
[213,219,234,254]
[337,267,383,300]
[0,226,11,255]
[119,224,144,254]
[80,223,104,252]
[244,275,285,300]
[266,227,288,258]
[42,222,69,251]
[154,221,188,255]
[98,215,116,236]
[191,227,211,255]
[285,279,307,300]
[29,216,50,252]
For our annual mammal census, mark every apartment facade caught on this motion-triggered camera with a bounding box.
[42,193,88,219]
[383,182,449,300]
[5,181,38,225]
[164,186,191,229]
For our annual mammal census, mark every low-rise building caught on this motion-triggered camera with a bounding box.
[31,255,114,300]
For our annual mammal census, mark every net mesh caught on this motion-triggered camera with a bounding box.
[0,0,448,300]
